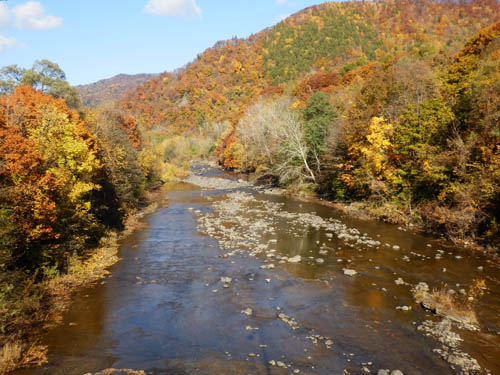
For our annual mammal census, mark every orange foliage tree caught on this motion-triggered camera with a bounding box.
[0,87,101,271]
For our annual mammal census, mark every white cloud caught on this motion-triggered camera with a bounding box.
[13,1,62,30]
[276,0,287,4]
[144,0,202,18]
[0,3,10,29]
[0,34,17,52]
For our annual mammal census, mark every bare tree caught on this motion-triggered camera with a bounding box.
[237,97,288,171]
[237,95,317,185]
[274,108,316,184]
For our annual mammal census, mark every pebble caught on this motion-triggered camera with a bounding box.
[394,278,405,285]
[288,255,302,263]
[343,269,357,276]
[396,306,411,311]
[241,308,253,316]
[260,264,275,270]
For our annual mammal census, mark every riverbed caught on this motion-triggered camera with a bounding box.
[14,166,500,375]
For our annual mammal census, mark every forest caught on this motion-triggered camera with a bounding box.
[119,0,500,249]
[0,0,500,372]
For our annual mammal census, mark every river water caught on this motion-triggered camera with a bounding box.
[14,166,500,375]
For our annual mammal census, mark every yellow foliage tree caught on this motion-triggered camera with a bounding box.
[351,116,396,182]
[28,104,101,219]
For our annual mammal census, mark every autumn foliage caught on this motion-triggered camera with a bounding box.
[292,72,339,101]
[1,0,497,284]
[109,0,500,248]
[0,84,163,275]
[0,87,99,269]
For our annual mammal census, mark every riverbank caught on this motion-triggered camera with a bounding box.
[226,168,499,259]
[276,193,494,256]
[0,190,164,374]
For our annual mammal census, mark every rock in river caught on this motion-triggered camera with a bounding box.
[241,308,253,316]
[260,264,275,270]
[288,255,302,263]
[343,269,358,276]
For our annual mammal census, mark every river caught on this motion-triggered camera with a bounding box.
[14,165,500,375]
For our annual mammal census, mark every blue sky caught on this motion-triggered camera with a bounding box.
[0,0,328,85]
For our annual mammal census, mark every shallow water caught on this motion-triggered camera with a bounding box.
[14,167,500,375]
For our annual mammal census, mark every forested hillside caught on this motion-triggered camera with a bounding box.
[119,0,500,249]
[77,73,157,107]
[120,0,500,130]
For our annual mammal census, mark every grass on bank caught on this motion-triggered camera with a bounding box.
[413,279,486,326]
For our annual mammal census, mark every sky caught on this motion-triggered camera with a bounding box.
[0,0,328,85]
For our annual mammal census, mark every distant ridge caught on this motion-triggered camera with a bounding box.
[76,73,157,107]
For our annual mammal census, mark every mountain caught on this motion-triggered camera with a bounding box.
[77,73,157,107]
[118,0,500,133]
[116,0,500,247]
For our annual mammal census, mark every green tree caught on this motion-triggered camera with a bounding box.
[394,99,454,199]
[0,65,26,94]
[0,60,80,108]
[302,92,337,172]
